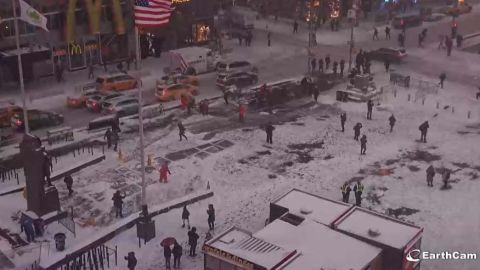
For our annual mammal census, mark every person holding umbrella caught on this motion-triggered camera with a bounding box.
[172,241,183,269]
[160,237,176,269]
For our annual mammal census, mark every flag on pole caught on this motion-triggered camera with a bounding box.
[18,0,48,31]
[134,0,174,28]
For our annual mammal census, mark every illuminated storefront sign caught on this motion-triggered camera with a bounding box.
[203,245,254,270]
[173,0,191,3]
[69,42,83,55]
[65,0,125,42]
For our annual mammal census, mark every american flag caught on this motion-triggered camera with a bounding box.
[134,0,173,28]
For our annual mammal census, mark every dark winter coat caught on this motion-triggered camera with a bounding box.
[426,165,435,178]
[419,121,429,132]
[265,124,275,134]
[164,246,172,258]
[104,129,113,141]
[112,192,124,207]
[172,243,183,258]
[354,123,362,133]
[360,135,367,145]
[353,182,364,193]
[182,207,190,220]
[341,113,347,123]
[188,230,199,245]
[389,115,396,126]
[207,208,215,222]
[178,123,186,133]
[367,100,374,111]
[125,253,137,269]
[64,175,73,187]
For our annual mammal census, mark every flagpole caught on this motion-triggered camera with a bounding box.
[135,26,147,210]
[12,0,29,133]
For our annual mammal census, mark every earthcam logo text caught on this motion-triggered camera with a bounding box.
[406,249,477,262]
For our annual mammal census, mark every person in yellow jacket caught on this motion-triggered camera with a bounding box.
[340,183,352,203]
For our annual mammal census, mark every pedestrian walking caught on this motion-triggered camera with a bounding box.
[21,216,35,242]
[421,28,428,39]
[238,34,243,46]
[124,252,137,270]
[442,168,451,189]
[312,87,319,102]
[207,204,215,230]
[360,134,367,155]
[384,58,391,72]
[333,61,338,75]
[111,130,119,151]
[340,183,352,203]
[182,205,190,228]
[398,33,405,47]
[367,100,374,120]
[419,121,429,143]
[112,190,125,218]
[293,20,298,33]
[267,31,271,47]
[353,181,364,206]
[88,64,94,79]
[438,72,446,89]
[159,162,171,183]
[325,55,331,70]
[172,241,183,269]
[188,227,199,256]
[418,33,424,48]
[456,34,463,48]
[353,123,362,141]
[265,123,275,144]
[340,112,346,132]
[339,59,345,76]
[426,165,435,187]
[364,61,371,74]
[355,50,363,72]
[373,27,379,40]
[318,58,324,73]
[451,24,457,38]
[64,175,73,196]
[164,245,172,270]
[239,103,246,122]
[311,57,317,72]
[178,122,187,141]
[446,36,453,56]
[385,26,391,40]
[223,89,230,105]
[388,114,396,132]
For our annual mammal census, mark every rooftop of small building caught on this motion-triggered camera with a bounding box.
[254,219,382,270]
[334,207,423,250]
[272,188,353,226]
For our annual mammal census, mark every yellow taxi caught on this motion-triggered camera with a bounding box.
[161,73,199,86]
[96,73,138,92]
[155,83,199,102]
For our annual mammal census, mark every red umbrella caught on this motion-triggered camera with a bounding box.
[161,237,176,247]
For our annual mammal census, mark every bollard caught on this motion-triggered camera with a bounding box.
[468,111,471,119]
[452,106,454,113]
[394,90,397,98]
[407,94,411,102]
[422,98,425,105]
[207,181,210,190]
[436,101,439,109]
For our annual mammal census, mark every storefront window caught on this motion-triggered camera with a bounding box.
[68,42,86,70]
[85,40,100,65]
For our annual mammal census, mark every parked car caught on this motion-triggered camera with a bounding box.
[86,92,124,112]
[392,13,423,29]
[96,73,138,92]
[0,104,22,128]
[102,97,140,117]
[155,83,199,102]
[11,110,64,130]
[366,48,407,62]
[216,60,258,74]
[66,89,102,108]
[439,3,472,16]
[160,73,199,86]
[216,71,258,89]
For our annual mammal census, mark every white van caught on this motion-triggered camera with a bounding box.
[169,47,221,75]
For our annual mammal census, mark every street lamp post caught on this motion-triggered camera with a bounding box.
[347,8,356,72]
[307,0,314,74]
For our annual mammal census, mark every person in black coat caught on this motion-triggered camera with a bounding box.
[389,114,396,132]
[182,205,190,228]
[438,72,446,88]
[339,59,345,76]
[318,58,324,73]
[188,227,199,256]
[385,26,391,39]
[172,241,183,269]
[353,123,362,141]
[419,121,429,143]
[112,190,125,218]
[325,55,331,70]
[340,113,346,132]
[104,128,113,149]
[207,204,215,230]
[384,58,391,72]
[64,175,73,195]
[426,165,435,187]
[311,57,316,72]
[178,122,187,141]
[265,123,275,144]
[124,252,137,270]
[367,100,374,120]
[340,183,352,203]
[111,130,119,151]
[332,61,338,75]
[164,245,172,269]
[360,134,367,155]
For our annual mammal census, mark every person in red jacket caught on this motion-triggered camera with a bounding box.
[239,103,246,122]
[180,94,188,110]
[159,162,171,183]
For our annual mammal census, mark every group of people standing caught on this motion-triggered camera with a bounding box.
[340,181,364,206]
[310,55,346,77]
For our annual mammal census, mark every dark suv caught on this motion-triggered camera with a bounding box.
[11,110,64,130]
[216,71,258,89]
